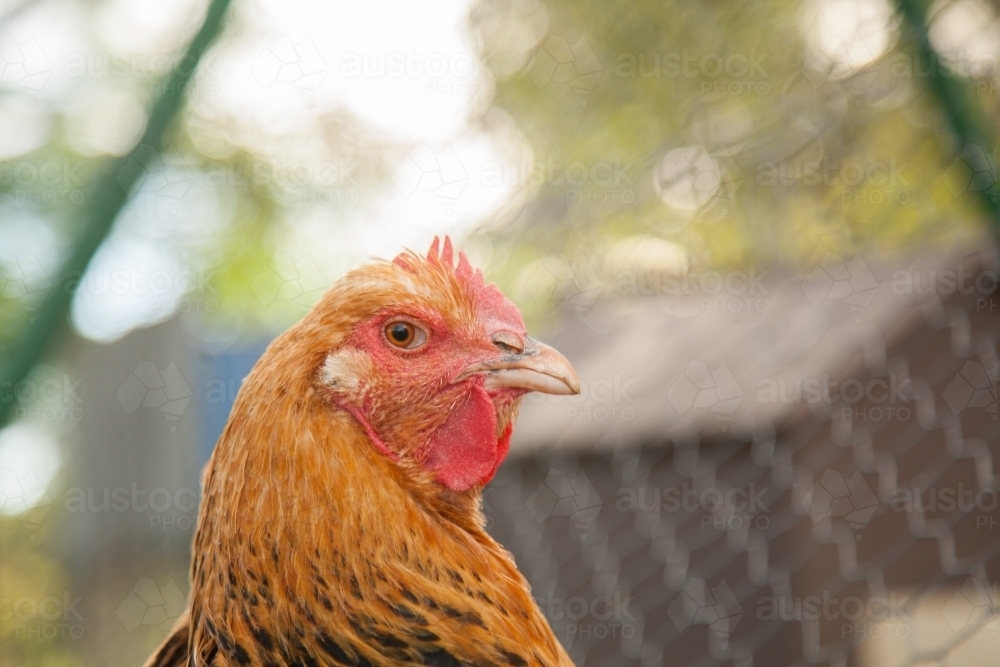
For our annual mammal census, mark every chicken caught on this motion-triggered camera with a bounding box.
[145,237,581,667]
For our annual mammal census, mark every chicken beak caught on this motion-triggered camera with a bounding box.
[455,337,581,396]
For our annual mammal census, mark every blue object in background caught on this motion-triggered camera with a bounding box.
[196,340,271,467]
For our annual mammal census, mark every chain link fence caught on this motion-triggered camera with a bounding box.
[487,243,1000,666]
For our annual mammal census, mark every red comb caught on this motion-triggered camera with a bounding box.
[441,237,454,266]
[395,236,525,333]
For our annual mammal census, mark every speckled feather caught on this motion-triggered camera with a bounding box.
[143,239,574,667]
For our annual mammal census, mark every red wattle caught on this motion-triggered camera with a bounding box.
[488,423,513,481]
[426,384,500,491]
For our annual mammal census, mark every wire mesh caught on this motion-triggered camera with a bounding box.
[487,245,1000,666]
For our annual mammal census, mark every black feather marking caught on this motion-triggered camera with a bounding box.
[350,575,363,600]
[499,649,528,666]
[441,605,486,628]
[231,643,251,665]
[461,610,486,628]
[409,628,440,642]
[372,632,408,650]
[389,603,426,624]
[421,648,463,666]
[250,625,275,652]
[317,634,352,666]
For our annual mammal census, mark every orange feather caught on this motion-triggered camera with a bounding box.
[144,240,577,667]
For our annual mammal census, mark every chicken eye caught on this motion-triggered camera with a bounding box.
[384,321,426,349]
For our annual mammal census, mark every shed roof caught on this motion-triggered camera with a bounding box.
[511,238,999,452]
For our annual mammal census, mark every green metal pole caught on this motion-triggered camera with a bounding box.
[0,0,234,428]
[896,0,1000,223]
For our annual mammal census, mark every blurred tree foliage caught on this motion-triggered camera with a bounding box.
[2,0,997,344]
[471,0,995,326]
[0,518,83,667]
